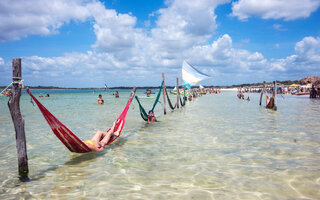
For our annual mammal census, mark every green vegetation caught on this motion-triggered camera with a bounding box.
[0,80,299,90]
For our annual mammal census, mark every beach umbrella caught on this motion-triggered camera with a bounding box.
[307,84,312,87]
[290,84,298,87]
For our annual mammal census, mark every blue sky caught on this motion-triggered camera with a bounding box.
[0,0,320,87]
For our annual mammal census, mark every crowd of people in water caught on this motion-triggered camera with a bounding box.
[238,84,320,99]
[94,87,222,129]
[96,91,120,105]
[0,89,12,96]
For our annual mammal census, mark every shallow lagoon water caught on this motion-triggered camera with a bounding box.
[0,89,320,199]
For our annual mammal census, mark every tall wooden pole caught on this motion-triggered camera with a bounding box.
[259,81,265,106]
[8,58,29,181]
[273,81,277,111]
[162,73,167,115]
[181,79,185,99]
[176,77,180,109]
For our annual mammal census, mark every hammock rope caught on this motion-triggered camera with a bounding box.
[27,87,136,153]
[135,97,148,121]
[164,87,177,110]
[266,96,275,109]
[180,94,186,107]
[0,78,24,95]
[135,81,163,121]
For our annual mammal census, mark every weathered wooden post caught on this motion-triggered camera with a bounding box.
[8,58,29,181]
[259,81,265,106]
[273,81,277,111]
[162,73,167,115]
[181,79,186,100]
[176,77,180,109]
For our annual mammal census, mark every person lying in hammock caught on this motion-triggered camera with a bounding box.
[83,120,124,151]
[147,110,157,124]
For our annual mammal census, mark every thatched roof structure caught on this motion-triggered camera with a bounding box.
[299,76,320,85]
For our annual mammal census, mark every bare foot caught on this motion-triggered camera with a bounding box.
[113,130,120,137]
[109,121,117,133]
[113,120,124,137]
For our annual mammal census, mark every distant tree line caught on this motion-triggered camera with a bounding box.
[0,80,300,90]
[215,80,299,88]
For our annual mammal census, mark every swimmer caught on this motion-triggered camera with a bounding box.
[146,89,151,97]
[97,94,104,104]
[147,110,157,124]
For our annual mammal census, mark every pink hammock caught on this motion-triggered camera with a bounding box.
[27,87,136,153]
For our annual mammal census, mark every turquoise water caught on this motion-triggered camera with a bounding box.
[0,89,320,199]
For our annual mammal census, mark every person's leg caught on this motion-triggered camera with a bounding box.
[83,131,106,151]
[91,130,105,143]
[99,120,123,146]
[113,121,123,137]
[99,132,113,146]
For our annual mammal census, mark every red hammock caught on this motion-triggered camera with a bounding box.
[27,87,136,153]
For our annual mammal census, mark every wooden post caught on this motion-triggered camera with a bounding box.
[162,73,167,115]
[8,58,29,181]
[176,77,180,109]
[259,81,265,106]
[181,79,186,99]
[273,81,277,111]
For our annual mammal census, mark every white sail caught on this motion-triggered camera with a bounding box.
[182,60,210,89]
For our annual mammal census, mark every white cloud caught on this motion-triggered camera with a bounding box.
[90,0,231,56]
[273,24,287,31]
[0,0,96,41]
[294,36,320,63]
[0,57,4,65]
[231,0,320,21]
[89,3,142,52]
[151,0,230,51]
[264,36,320,79]
[288,36,320,74]
[1,34,318,87]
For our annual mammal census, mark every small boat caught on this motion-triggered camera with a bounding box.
[296,92,310,96]
[169,90,189,96]
[138,96,155,99]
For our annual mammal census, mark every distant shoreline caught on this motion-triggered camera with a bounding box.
[0,80,299,90]
[0,86,175,90]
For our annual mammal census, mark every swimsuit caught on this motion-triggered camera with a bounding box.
[84,140,94,146]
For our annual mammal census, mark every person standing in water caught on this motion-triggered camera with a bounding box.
[97,94,104,104]
[115,91,119,98]
[146,89,151,97]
